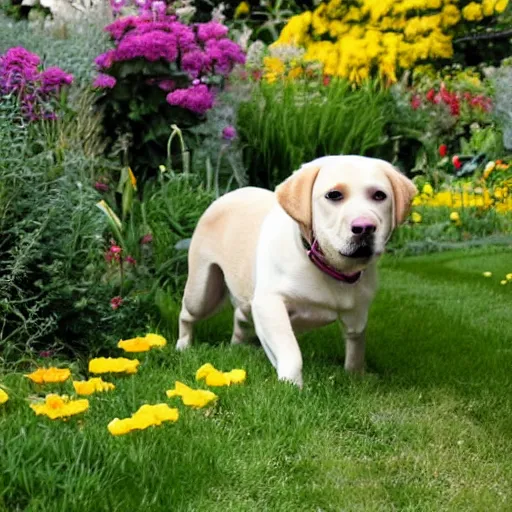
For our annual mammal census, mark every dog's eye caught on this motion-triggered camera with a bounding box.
[373,191,387,201]
[325,190,343,201]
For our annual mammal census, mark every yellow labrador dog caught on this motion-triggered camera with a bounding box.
[177,155,417,387]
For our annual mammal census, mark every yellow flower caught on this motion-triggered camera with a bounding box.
[422,183,434,196]
[411,212,422,223]
[0,388,9,404]
[30,394,89,420]
[108,403,178,436]
[234,1,250,18]
[88,357,140,375]
[117,337,151,353]
[462,2,484,21]
[449,211,460,222]
[128,167,137,189]
[482,0,497,16]
[483,271,492,277]
[26,367,71,384]
[166,381,218,408]
[495,0,509,13]
[73,377,115,396]
[500,280,508,285]
[195,363,247,387]
[506,273,512,281]
[144,333,167,347]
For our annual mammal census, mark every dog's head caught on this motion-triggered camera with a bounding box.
[275,155,417,272]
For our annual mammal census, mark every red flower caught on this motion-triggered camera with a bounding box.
[140,234,153,244]
[410,94,421,110]
[322,75,331,86]
[439,144,448,157]
[426,88,436,103]
[251,70,262,81]
[110,296,123,310]
[125,255,136,265]
[449,98,460,116]
[452,155,462,170]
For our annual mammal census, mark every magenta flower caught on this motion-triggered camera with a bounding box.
[125,255,137,265]
[197,21,229,42]
[94,182,110,192]
[222,126,236,140]
[95,50,116,70]
[166,84,214,115]
[93,74,117,89]
[151,0,166,17]
[181,50,211,78]
[140,234,153,244]
[110,296,123,310]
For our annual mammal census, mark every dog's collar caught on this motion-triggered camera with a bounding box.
[301,236,362,284]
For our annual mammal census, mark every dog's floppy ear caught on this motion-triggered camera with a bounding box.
[275,165,321,233]
[382,164,418,227]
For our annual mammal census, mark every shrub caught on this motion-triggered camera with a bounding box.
[237,78,399,188]
[93,9,245,181]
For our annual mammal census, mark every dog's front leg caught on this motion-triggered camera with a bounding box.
[252,294,303,388]
[340,310,369,374]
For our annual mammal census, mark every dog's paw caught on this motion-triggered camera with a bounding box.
[175,338,191,351]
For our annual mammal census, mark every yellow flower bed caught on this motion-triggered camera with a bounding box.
[269,0,509,84]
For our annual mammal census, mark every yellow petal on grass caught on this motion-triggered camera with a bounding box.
[107,403,179,436]
[506,273,512,281]
[88,357,140,375]
[483,272,492,278]
[500,280,508,285]
[73,377,115,396]
[195,363,217,381]
[205,369,232,387]
[166,381,218,408]
[224,369,247,384]
[144,333,167,347]
[30,394,89,420]
[0,388,9,404]
[196,363,247,387]
[26,367,71,384]
[117,337,151,353]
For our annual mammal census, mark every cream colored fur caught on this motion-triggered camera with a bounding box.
[177,155,417,387]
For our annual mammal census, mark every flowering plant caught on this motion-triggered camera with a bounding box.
[0,47,73,121]
[94,9,245,179]
[270,0,509,85]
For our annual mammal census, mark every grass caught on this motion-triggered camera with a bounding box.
[1,247,512,511]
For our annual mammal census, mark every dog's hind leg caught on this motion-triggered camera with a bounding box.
[230,306,253,345]
[176,262,227,351]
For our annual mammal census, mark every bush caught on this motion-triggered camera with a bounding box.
[93,11,245,182]
[237,78,398,188]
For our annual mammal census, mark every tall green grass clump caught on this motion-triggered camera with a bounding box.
[237,78,398,188]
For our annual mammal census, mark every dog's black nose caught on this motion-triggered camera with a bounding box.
[351,217,376,235]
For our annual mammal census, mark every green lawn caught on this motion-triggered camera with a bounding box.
[1,247,512,511]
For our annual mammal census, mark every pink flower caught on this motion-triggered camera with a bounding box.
[166,84,214,115]
[197,21,229,42]
[95,50,116,70]
[39,350,53,358]
[93,74,116,89]
[94,182,110,192]
[322,75,331,86]
[110,296,123,310]
[125,255,137,265]
[410,94,421,110]
[222,126,236,140]
[140,234,153,244]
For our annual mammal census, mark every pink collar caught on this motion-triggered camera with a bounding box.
[303,237,362,284]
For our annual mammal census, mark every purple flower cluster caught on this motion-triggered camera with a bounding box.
[0,47,73,121]
[93,13,245,116]
[167,84,214,115]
